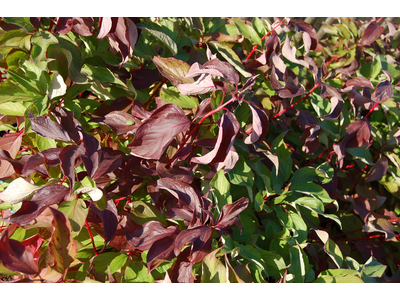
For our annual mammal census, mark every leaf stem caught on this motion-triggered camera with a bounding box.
[271,81,321,120]
[364,102,379,119]
[85,220,98,256]
[246,18,284,60]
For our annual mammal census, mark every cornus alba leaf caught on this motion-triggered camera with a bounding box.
[0,177,41,205]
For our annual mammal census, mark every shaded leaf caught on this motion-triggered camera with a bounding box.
[202,247,227,283]
[139,25,177,56]
[244,101,269,144]
[365,156,388,183]
[174,225,212,256]
[372,81,393,103]
[58,199,89,233]
[215,197,249,230]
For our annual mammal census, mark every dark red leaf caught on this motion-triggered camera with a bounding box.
[22,152,49,177]
[30,17,41,27]
[361,22,384,46]
[245,101,269,144]
[194,97,212,120]
[92,148,124,179]
[156,162,194,184]
[191,111,239,165]
[203,59,239,85]
[29,116,71,142]
[97,17,112,39]
[157,177,202,215]
[55,17,73,34]
[147,234,178,271]
[128,104,191,160]
[346,77,374,89]
[0,149,28,175]
[173,225,212,256]
[177,74,215,96]
[216,197,249,229]
[130,68,162,90]
[290,19,319,52]
[52,107,82,144]
[41,148,61,167]
[80,132,101,178]
[282,35,309,68]
[365,156,389,183]
[0,228,38,275]
[169,247,195,283]
[372,81,393,103]
[90,197,118,245]
[91,111,139,135]
[70,17,93,36]
[60,144,85,190]
[125,220,180,251]
[320,97,344,120]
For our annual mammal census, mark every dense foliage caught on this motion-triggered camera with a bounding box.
[0,17,400,283]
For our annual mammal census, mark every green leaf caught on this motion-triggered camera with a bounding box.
[228,156,254,201]
[346,146,374,165]
[31,31,58,63]
[370,54,382,79]
[139,25,178,56]
[256,247,287,278]
[130,200,166,225]
[291,182,334,206]
[314,274,364,283]
[7,69,42,95]
[0,102,26,116]
[252,17,266,38]
[2,17,35,32]
[64,83,92,102]
[362,256,387,278]
[325,239,343,268]
[93,252,128,274]
[58,199,89,233]
[123,262,154,283]
[202,248,227,283]
[0,29,31,51]
[295,197,342,229]
[271,131,292,191]
[210,168,232,210]
[5,50,29,70]
[233,19,262,46]
[81,64,125,86]
[152,56,194,85]
[36,135,57,151]
[210,42,252,78]
[289,244,309,283]
[159,85,199,109]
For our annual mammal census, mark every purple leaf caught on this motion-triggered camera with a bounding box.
[177,74,216,96]
[6,184,70,226]
[80,132,101,178]
[361,22,384,46]
[346,77,374,90]
[22,152,49,177]
[97,17,113,39]
[147,234,178,272]
[244,101,269,144]
[372,81,393,103]
[156,162,194,184]
[290,19,319,52]
[90,197,118,245]
[157,177,202,215]
[173,225,212,256]
[282,35,309,68]
[0,228,38,275]
[365,156,389,183]
[152,56,194,86]
[333,118,372,168]
[214,145,239,174]
[128,104,191,160]
[41,148,61,167]
[130,68,162,90]
[203,59,239,85]
[91,111,139,135]
[194,97,212,120]
[92,148,124,179]
[60,144,85,190]
[320,97,344,120]
[0,149,28,175]
[125,220,180,251]
[169,247,195,283]
[52,107,82,144]
[215,197,249,229]
[29,116,71,142]
[191,111,239,165]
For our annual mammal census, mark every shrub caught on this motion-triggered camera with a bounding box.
[0,17,399,283]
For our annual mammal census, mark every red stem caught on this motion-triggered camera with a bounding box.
[246,18,284,60]
[85,220,98,256]
[364,102,379,119]
[271,81,321,120]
